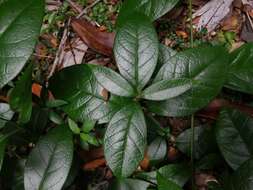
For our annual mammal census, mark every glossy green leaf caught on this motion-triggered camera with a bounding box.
[49,111,64,125]
[148,46,229,117]
[114,14,159,92]
[176,126,217,159]
[80,133,99,146]
[91,65,135,97]
[228,158,253,190]
[46,99,68,108]
[157,172,183,190]
[109,178,150,190]
[81,119,96,133]
[225,43,253,94]
[147,137,167,164]
[68,118,80,134]
[117,0,179,27]
[156,44,177,73]
[0,103,14,129]
[9,64,33,123]
[158,163,191,187]
[143,78,192,100]
[104,104,147,177]
[215,108,253,170]
[49,64,108,122]
[0,0,44,88]
[24,125,73,190]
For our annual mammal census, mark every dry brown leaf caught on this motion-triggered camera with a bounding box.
[176,31,188,39]
[83,158,106,171]
[71,18,115,56]
[58,37,88,70]
[193,0,234,32]
[140,153,150,171]
[221,15,240,31]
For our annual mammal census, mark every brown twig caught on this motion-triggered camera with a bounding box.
[47,19,71,80]
[76,0,101,19]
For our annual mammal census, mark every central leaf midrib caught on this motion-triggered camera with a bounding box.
[38,140,59,190]
[134,28,140,93]
[120,110,134,175]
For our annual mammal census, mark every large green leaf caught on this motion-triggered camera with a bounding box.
[0,0,44,88]
[24,125,73,190]
[91,65,135,97]
[225,43,253,94]
[49,64,108,122]
[0,103,14,129]
[9,64,33,123]
[135,163,190,186]
[114,14,159,92]
[117,0,179,27]
[176,126,217,159]
[215,108,253,170]
[154,44,177,76]
[142,78,192,101]
[104,104,147,177]
[147,46,229,117]
[228,158,253,190]
[110,178,150,190]
[157,172,183,190]
[158,163,191,187]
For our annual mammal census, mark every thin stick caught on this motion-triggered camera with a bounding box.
[66,0,82,13]
[47,19,70,79]
[76,0,101,19]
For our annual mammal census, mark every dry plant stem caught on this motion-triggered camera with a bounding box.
[246,11,253,30]
[66,0,83,13]
[76,0,102,19]
[48,19,70,79]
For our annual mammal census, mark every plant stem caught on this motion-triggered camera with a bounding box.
[189,0,195,188]
[190,114,195,188]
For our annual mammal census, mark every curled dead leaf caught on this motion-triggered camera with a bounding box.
[71,18,115,56]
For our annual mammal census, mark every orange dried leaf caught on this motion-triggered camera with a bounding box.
[83,158,106,171]
[71,18,115,56]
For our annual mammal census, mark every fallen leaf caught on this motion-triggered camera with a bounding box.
[193,0,234,32]
[176,31,188,39]
[221,14,240,32]
[46,0,61,11]
[58,37,88,70]
[83,158,106,171]
[198,98,253,119]
[32,83,54,100]
[71,18,115,56]
[241,12,253,42]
